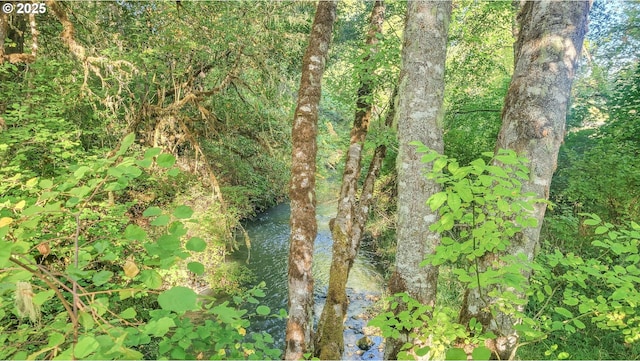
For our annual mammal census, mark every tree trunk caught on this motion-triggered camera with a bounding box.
[285,1,337,359]
[314,2,385,359]
[458,2,590,360]
[385,1,451,359]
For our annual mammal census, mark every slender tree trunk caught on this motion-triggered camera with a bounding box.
[458,2,590,360]
[385,1,451,359]
[314,2,385,359]
[285,1,337,359]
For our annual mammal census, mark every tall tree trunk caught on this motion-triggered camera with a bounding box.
[458,2,590,360]
[285,1,337,359]
[385,1,451,359]
[314,2,385,359]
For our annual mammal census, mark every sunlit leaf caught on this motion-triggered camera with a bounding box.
[158,287,198,312]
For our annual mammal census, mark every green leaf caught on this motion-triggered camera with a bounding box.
[143,206,162,217]
[0,241,10,267]
[445,347,467,360]
[124,224,147,241]
[39,179,53,189]
[186,237,206,252]
[120,307,137,319]
[428,192,447,211]
[92,270,114,287]
[47,332,65,347]
[433,157,447,173]
[471,346,492,360]
[144,147,162,159]
[563,297,579,306]
[256,305,271,316]
[558,351,570,359]
[420,151,439,163]
[594,226,608,235]
[144,316,176,337]
[447,192,461,212]
[554,307,573,318]
[74,336,99,358]
[156,154,176,168]
[32,290,55,306]
[416,346,431,357]
[135,158,153,168]
[573,318,586,329]
[116,132,136,156]
[150,215,170,226]
[158,287,198,312]
[173,205,194,219]
[187,261,205,275]
[139,270,163,289]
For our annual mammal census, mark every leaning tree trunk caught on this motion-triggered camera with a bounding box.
[314,2,385,359]
[385,1,451,359]
[458,2,590,360]
[285,1,337,360]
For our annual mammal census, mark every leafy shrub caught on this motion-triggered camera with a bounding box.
[0,134,281,360]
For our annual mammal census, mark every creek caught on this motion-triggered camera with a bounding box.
[230,201,386,359]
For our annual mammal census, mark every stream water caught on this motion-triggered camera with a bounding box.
[230,201,386,359]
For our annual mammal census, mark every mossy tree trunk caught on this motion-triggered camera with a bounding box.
[385,1,451,359]
[314,3,387,358]
[457,2,590,360]
[285,1,337,359]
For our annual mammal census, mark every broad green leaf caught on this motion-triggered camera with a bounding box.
[447,192,461,212]
[256,305,271,316]
[186,237,206,252]
[433,157,447,173]
[420,151,439,163]
[139,270,163,289]
[143,206,162,217]
[563,297,579,306]
[156,154,176,168]
[0,242,10,267]
[116,132,136,156]
[558,351,570,359]
[158,287,198,312]
[144,147,162,159]
[74,336,99,358]
[594,226,608,235]
[187,261,205,275]
[92,270,114,286]
[151,215,170,226]
[428,192,447,211]
[554,307,573,318]
[135,158,153,168]
[39,179,54,189]
[573,318,586,329]
[158,234,180,250]
[124,224,147,241]
[445,347,467,360]
[472,346,492,360]
[32,290,55,306]
[416,346,431,357]
[173,205,193,219]
[47,332,65,347]
[144,316,176,337]
[120,307,137,319]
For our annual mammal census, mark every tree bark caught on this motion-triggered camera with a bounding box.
[385,1,451,359]
[285,1,337,359]
[313,5,387,357]
[458,2,590,360]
